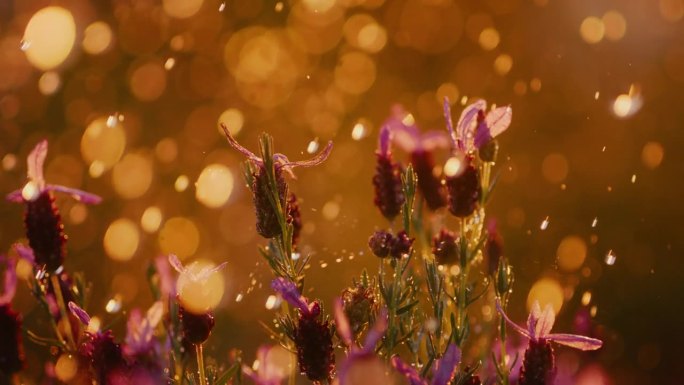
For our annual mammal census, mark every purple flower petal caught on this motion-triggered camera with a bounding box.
[168,254,185,275]
[195,261,227,282]
[13,243,35,264]
[443,97,458,150]
[431,344,460,385]
[378,125,392,156]
[5,189,23,203]
[419,131,452,151]
[68,301,91,326]
[270,278,309,314]
[0,256,17,305]
[27,140,48,189]
[155,255,176,298]
[334,297,353,347]
[473,119,491,149]
[362,308,387,354]
[46,185,102,204]
[391,356,427,385]
[280,141,333,169]
[486,106,512,138]
[547,333,603,351]
[221,123,263,164]
[495,299,531,339]
[534,303,556,339]
[456,100,487,151]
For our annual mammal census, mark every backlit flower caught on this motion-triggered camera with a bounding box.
[124,301,164,357]
[372,125,405,220]
[6,140,101,272]
[222,125,332,238]
[444,99,511,154]
[391,343,461,385]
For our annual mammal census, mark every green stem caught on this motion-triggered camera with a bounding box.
[499,316,509,385]
[196,344,207,385]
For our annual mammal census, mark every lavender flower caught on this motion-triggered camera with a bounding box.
[222,125,332,238]
[6,141,101,272]
[432,229,459,265]
[368,230,393,258]
[444,155,481,218]
[444,99,511,154]
[391,343,461,385]
[0,256,24,376]
[334,298,389,385]
[372,125,405,220]
[243,345,288,385]
[385,106,451,210]
[496,300,602,385]
[271,278,335,382]
[124,301,164,357]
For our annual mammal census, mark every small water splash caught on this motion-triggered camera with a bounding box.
[605,250,616,265]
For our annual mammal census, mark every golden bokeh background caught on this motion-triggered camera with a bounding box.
[1,0,683,383]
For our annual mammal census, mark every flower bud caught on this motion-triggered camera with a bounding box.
[485,225,503,276]
[341,283,377,336]
[368,231,393,258]
[24,191,66,272]
[432,229,459,265]
[178,305,215,345]
[390,230,413,259]
[372,153,404,221]
[294,302,335,382]
[445,157,481,218]
[252,165,288,238]
[478,139,499,163]
[81,330,128,385]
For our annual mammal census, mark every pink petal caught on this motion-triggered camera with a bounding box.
[195,261,227,282]
[534,303,556,339]
[495,299,531,339]
[46,185,102,204]
[334,298,353,347]
[0,256,17,305]
[362,308,387,354]
[547,333,603,351]
[420,131,452,151]
[5,189,23,203]
[486,106,512,138]
[27,140,48,188]
[13,243,35,264]
[431,344,461,385]
[221,123,263,164]
[281,141,333,169]
[456,100,486,150]
[527,301,542,338]
[270,278,309,314]
[154,255,176,298]
[392,127,419,153]
[391,356,426,385]
[68,301,91,325]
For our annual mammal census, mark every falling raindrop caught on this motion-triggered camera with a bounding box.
[164,57,176,70]
[540,216,550,230]
[218,2,226,12]
[605,250,616,265]
[235,293,244,302]
[275,2,284,12]
[106,114,118,128]
[20,39,31,51]
[351,123,367,140]
[265,295,279,309]
[594,91,600,100]
[306,139,319,154]
[105,295,122,313]
[591,217,598,227]
[631,174,637,183]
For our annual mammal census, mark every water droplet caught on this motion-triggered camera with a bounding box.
[540,216,550,230]
[590,305,598,317]
[351,122,367,140]
[335,258,342,263]
[320,262,328,269]
[275,2,284,12]
[105,295,122,313]
[291,252,301,261]
[581,291,592,306]
[594,91,600,100]
[218,2,226,12]
[605,249,616,265]
[235,293,244,302]
[164,57,176,70]
[602,146,607,152]
[20,39,31,51]
[265,295,279,309]
[631,174,637,183]
[306,139,319,154]
[591,217,598,227]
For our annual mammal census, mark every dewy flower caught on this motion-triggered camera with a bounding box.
[168,254,225,345]
[0,256,25,376]
[6,140,101,272]
[334,298,389,385]
[271,278,335,383]
[384,105,451,210]
[368,230,414,259]
[243,345,288,385]
[391,343,461,385]
[372,124,405,220]
[496,300,602,385]
[222,125,332,238]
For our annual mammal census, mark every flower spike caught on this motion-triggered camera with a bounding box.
[271,278,311,315]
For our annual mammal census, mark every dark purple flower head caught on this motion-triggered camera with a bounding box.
[390,230,414,259]
[6,141,101,272]
[368,230,393,258]
[373,125,405,220]
[432,229,459,265]
[222,126,332,238]
[392,343,461,385]
[445,155,481,218]
[519,339,556,385]
[178,304,215,345]
[410,150,446,210]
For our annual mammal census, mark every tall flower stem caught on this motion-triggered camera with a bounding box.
[50,274,76,350]
[196,343,207,385]
[499,316,509,385]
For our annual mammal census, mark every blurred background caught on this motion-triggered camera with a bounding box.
[1,0,683,383]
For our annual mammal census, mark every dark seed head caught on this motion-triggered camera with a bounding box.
[287,193,302,247]
[390,230,414,259]
[24,191,67,272]
[81,330,128,385]
[519,339,556,385]
[253,165,288,238]
[341,283,377,336]
[432,229,459,265]
[368,230,393,258]
[445,157,481,218]
[410,150,446,210]
[294,304,335,382]
[178,305,215,345]
[372,153,404,221]
[0,305,24,375]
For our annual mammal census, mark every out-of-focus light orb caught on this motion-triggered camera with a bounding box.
[602,11,627,41]
[580,16,605,44]
[82,21,113,55]
[494,54,513,76]
[196,164,234,208]
[55,354,78,382]
[81,117,126,171]
[112,153,153,199]
[660,0,684,22]
[575,364,611,385]
[541,153,569,183]
[104,218,140,261]
[262,346,296,377]
[302,0,337,13]
[218,108,245,136]
[641,142,664,169]
[129,60,167,102]
[23,7,76,70]
[141,206,163,233]
[155,138,178,163]
[38,71,61,95]
[89,161,105,178]
[175,175,190,192]
[16,258,33,281]
[159,217,200,258]
[612,91,642,119]
[479,28,500,51]
[69,203,88,225]
[2,154,17,171]
[322,201,341,220]
[530,78,542,92]
[177,259,225,313]
[436,83,459,104]
[557,235,588,272]
[351,122,368,140]
[163,0,205,19]
[344,14,387,53]
[527,278,564,314]
[334,51,376,95]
